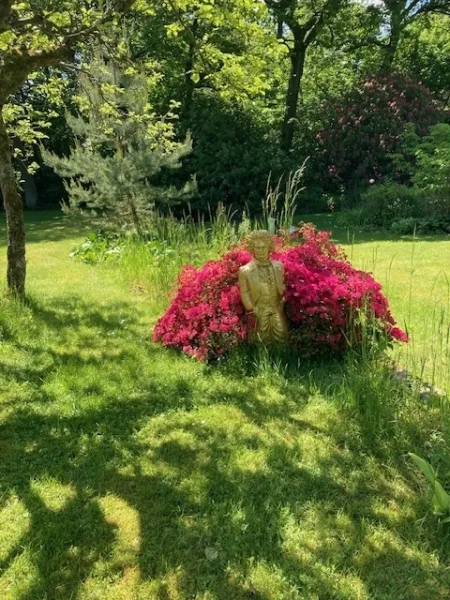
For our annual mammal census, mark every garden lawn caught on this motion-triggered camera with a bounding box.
[0,210,450,600]
[311,214,450,389]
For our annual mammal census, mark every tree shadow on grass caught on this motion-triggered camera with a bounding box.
[1,210,447,249]
[0,210,91,247]
[2,399,449,599]
[297,214,450,245]
[1,297,450,599]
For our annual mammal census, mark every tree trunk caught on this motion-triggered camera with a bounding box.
[180,17,199,132]
[280,41,306,153]
[0,108,26,297]
[381,12,402,71]
[277,17,284,39]
[17,158,39,209]
[128,196,143,237]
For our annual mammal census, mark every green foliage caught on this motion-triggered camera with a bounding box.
[41,57,195,233]
[3,0,450,218]
[301,3,383,113]
[160,92,297,213]
[0,1,135,140]
[129,0,284,108]
[412,123,450,211]
[359,182,420,229]
[396,15,450,101]
[390,216,450,235]
[335,208,364,230]
[69,231,126,264]
[409,453,450,522]
[336,358,402,442]
[262,164,307,232]
[347,122,450,231]
[4,70,70,156]
[353,122,450,231]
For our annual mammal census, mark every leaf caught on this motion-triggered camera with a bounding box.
[0,31,17,51]
[409,453,436,485]
[434,480,450,512]
[13,2,31,10]
[47,12,71,28]
[165,22,182,38]
[433,493,444,513]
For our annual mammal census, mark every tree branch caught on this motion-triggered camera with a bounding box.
[401,0,450,21]
[63,0,136,41]
[0,0,14,25]
[400,0,423,19]
[303,15,323,45]
[0,8,56,34]
[342,37,389,53]
[413,3,450,18]
[0,47,73,105]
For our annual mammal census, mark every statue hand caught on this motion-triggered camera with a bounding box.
[250,305,261,318]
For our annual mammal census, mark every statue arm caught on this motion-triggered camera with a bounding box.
[238,269,254,312]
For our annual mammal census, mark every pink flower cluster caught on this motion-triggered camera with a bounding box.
[153,225,407,360]
[153,249,253,360]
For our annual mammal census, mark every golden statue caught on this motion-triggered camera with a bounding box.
[238,230,289,344]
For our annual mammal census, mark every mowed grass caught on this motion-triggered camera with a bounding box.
[311,214,450,389]
[0,210,450,600]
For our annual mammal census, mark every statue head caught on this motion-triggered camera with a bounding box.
[247,230,274,262]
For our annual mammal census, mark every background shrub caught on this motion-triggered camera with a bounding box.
[410,123,450,217]
[391,217,450,235]
[338,122,450,232]
[157,93,300,214]
[315,73,443,194]
[359,182,420,229]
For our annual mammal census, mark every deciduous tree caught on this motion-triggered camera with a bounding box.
[264,0,346,152]
[0,0,134,297]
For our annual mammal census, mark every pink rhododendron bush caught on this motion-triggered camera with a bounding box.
[316,73,443,190]
[153,225,407,360]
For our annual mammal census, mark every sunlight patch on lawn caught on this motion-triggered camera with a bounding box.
[31,478,76,512]
[0,548,39,599]
[0,494,31,562]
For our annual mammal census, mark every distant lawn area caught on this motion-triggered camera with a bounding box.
[0,209,450,600]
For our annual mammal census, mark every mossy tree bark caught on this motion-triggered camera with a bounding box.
[280,39,307,153]
[0,109,26,296]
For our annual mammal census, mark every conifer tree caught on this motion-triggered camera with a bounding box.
[42,57,194,235]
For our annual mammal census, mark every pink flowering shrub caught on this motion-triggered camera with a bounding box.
[153,225,407,360]
[316,73,443,191]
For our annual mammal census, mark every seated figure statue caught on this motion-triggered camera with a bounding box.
[238,230,289,344]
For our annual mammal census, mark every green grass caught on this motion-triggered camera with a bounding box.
[1,210,450,599]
